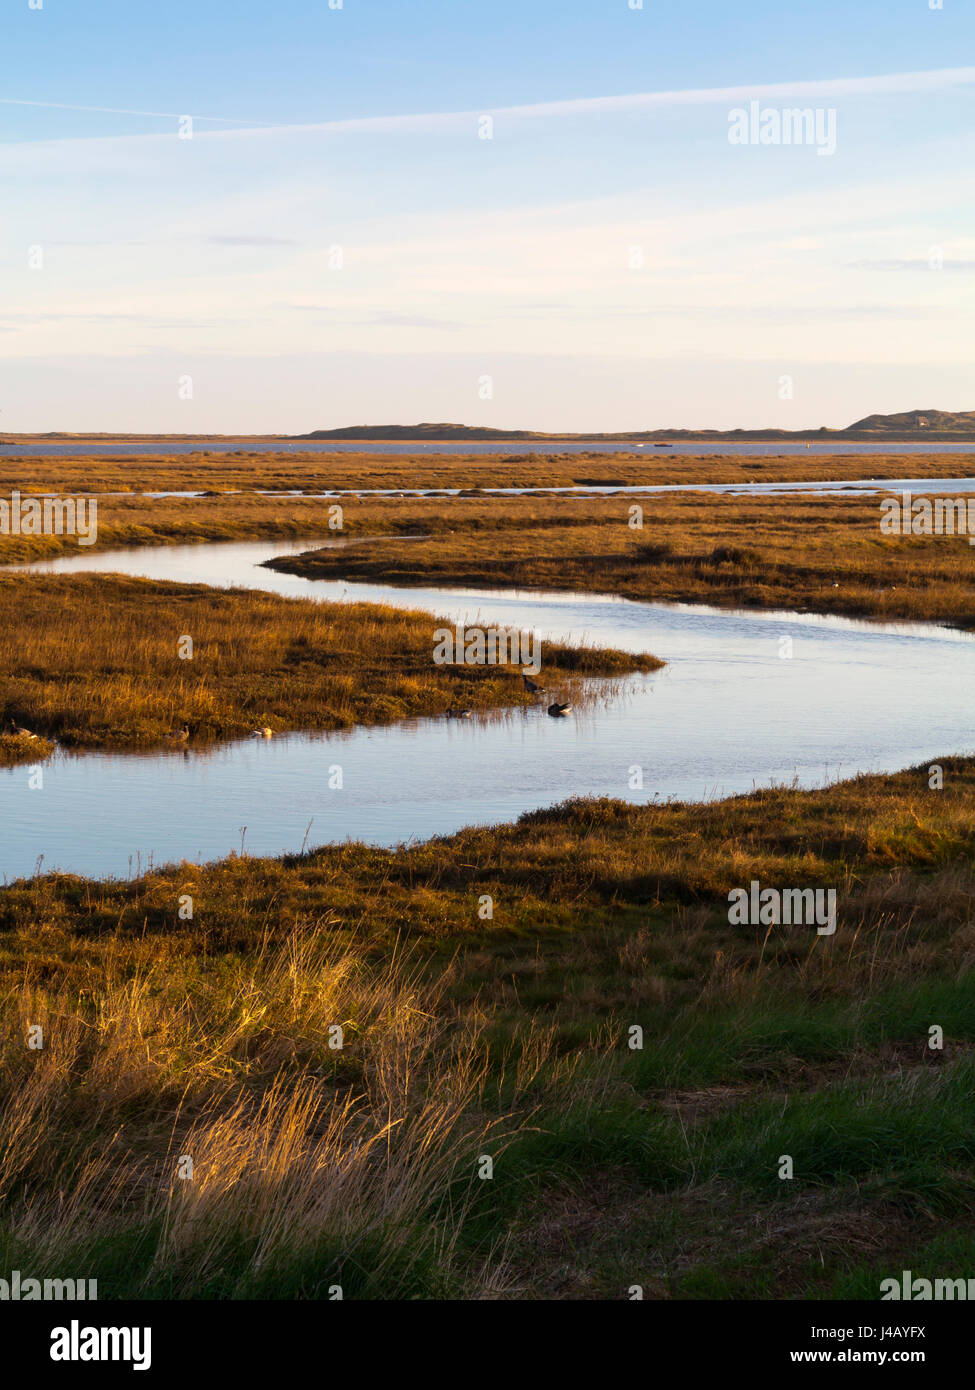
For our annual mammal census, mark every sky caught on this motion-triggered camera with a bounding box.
[2,0,974,433]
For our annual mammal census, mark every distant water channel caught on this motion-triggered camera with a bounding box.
[48,476,975,501]
[2,537,972,883]
[5,439,975,458]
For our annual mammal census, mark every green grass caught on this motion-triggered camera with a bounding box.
[1,759,974,1297]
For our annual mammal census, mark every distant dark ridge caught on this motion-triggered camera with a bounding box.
[301,423,558,440]
[298,422,800,441]
[847,409,975,433]
[5,408,975,446]
[298,412,975,442]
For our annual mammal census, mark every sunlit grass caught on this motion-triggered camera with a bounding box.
[0,572,659,749]
[1,457,972,1296]
[2,759,974,1296]
[1,450,973,631]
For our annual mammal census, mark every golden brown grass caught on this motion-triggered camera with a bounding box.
[2,452,972,629]
[0,731,55,768]
[271,489,975,629]
[0,930,529,1296]
[6,755,966,979]
[3,480,972,626]
[2,759,975,1297]
[0,573,660,749]
[2,449,973,1297]
[2,446,973,496]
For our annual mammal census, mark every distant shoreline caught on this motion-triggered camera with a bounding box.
[5,431,975,446]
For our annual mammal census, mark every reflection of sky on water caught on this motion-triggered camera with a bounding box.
[3,536,972,883]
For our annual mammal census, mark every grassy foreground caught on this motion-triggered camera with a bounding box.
[1,758,974,1298]
[0,572,660,752]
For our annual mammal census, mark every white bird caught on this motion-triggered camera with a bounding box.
[252,727,273,738]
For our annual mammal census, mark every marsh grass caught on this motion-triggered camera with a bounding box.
[0,931,526,1298]
[273,489,975,630]
[2,760,975,1296]
[1,456,972,1295]
[1,452,972,631]
[2,446,972,497]
[0,731,55,767]
[0,573,659,749]
[2,448,972,628]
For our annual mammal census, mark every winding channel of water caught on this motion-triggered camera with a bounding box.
[2,536,972,883]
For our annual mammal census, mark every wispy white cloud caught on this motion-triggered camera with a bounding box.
[0,97,273,126]
[3,64,972,427]
[4,65,975,152]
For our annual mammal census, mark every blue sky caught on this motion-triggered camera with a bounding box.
[2,0,974,431]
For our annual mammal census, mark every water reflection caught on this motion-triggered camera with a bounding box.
[1,537,972,884]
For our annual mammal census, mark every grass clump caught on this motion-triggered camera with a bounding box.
[0,731,55,767]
